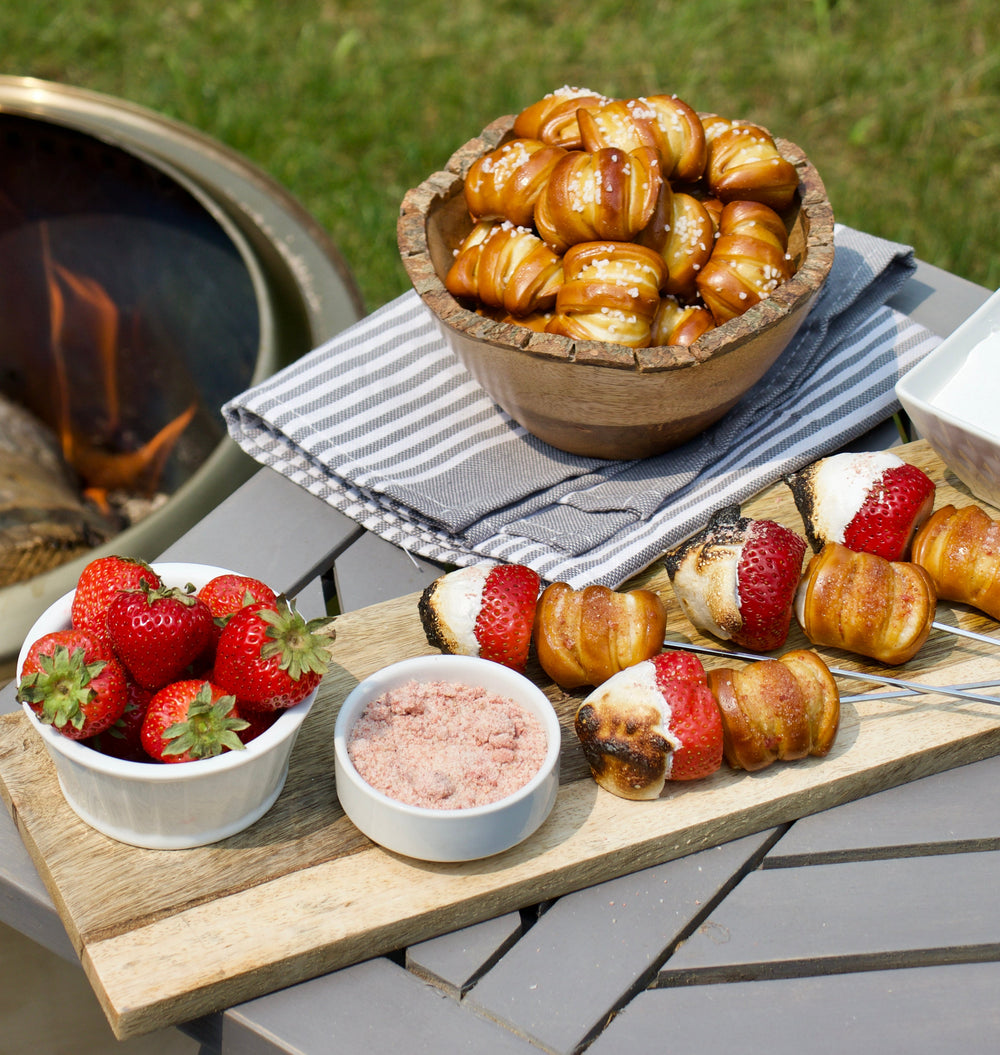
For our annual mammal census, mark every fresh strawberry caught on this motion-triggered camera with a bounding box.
[71,555,162,650]
[213,597,336,712]
[140,679,248,763]
[88,681,154,761]
[197,573,278,654]
[843,462,936,561]
[735,518,808,652]
[473,564,541,672]
[235,706,280,745]
[651,652,724,781]
[21,627,115,669]
[17,629,127,740]
[107,581,215,690]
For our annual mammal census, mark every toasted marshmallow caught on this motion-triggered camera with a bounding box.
[787,451,902,550]
[417,563,493,657]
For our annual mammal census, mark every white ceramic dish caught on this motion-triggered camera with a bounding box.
[334,654,561,862]
[896,287,1000,507]
[16,562,317,850]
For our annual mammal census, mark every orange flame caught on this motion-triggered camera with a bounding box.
[40,225,194,497]
[74,402,198,495]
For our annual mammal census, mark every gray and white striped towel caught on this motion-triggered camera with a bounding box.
[223,225,940,588]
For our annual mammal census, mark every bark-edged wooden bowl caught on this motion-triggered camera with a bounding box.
[398,115,835,461]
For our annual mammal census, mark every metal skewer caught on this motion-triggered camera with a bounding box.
[840,679,1000,703]
[662,638,1000,707]
[932,620,999,648]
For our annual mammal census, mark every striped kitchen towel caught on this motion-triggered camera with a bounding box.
[223,225,940,588]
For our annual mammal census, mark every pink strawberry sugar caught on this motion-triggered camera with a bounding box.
[347,680,548,810]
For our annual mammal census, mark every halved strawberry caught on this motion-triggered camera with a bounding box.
[575,650,723,797]
[472,564,541,672]
[649,650,706,684]
[786,452,936,561]
[842,462,936,560]
[651,652,724,781]
[736,519,808,652]
[418,562,541,672]
[666,506,806,653]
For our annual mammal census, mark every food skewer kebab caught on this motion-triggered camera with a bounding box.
[664,505,807,653]
[785,450,936,561]
[574,645,839,797]
[419,562,667,688]
[667,500,998,668]
[662,638,1000,707]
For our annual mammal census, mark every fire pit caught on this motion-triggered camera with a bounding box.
[0,77,364,670]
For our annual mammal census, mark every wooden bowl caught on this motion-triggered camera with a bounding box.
[398,115,835,461]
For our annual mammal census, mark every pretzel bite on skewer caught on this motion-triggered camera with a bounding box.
[706,649,840,772]
[534,581,667,689]
[795,542,936,665]
[912,504,1000,621]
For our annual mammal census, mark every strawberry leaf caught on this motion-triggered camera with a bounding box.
[17,645,105,731]
[160,684,249,759]
[258,598,336,681]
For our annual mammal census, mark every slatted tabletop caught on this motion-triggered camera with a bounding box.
[1,259,997,1054]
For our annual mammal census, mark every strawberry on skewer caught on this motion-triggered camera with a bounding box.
[664,505,807,652]
[418,562,541,673]
[574,651,725,799]
[785,450,936,561]
[663,638,1000,707]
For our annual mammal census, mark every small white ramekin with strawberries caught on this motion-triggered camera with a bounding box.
[15,555,335,849]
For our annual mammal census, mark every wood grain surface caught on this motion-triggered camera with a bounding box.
[2,441,1000,1039]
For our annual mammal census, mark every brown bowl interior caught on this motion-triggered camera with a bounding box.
[399,115,835,460]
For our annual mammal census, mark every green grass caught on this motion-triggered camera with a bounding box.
[2,0,997,312]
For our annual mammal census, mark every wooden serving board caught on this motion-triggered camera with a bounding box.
[3,441,1000,1040]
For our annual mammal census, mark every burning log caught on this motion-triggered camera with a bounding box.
[0,390,117,588]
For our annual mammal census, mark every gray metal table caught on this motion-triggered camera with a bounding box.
[1,260,996,1054]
